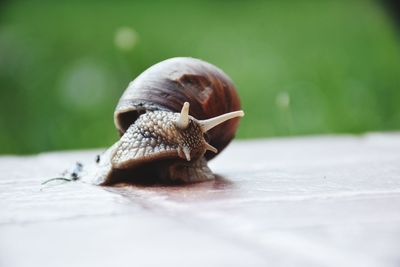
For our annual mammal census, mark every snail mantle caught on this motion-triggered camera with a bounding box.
[83,57,244,186]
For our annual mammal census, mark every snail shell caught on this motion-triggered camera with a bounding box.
[115,57,241,160]
[90,57,244,185]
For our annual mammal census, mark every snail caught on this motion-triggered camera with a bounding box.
[84,57,244,185]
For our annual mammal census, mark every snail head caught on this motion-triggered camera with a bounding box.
[111,102,244,169]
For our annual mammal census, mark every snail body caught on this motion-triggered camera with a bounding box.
[88,57,244,185]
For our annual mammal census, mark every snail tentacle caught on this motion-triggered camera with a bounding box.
[198,110,245,133]
[175,102,190,129]
[182,146,191,161]
[204,142,218,154]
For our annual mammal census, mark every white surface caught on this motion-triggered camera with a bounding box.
[1,133,400,267]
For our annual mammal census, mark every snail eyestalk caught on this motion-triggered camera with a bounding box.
[176,102,190,129]
[198,110,244,133]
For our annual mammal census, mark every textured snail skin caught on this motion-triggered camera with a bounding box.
[112,111,206,169]
[89,110,216,185]
[85,57,243,185]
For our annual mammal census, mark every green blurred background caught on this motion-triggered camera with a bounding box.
[0,0,399,154]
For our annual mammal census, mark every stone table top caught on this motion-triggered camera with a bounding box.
[1,133,400,267]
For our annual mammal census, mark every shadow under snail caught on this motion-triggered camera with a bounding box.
[55,57,244,186]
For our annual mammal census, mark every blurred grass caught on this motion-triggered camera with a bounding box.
[0,0,399,154]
